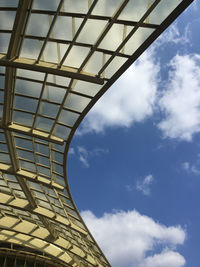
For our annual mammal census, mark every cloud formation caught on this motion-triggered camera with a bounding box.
[81,209,186,267]
[158,54,200,141]
[69,146,109,167]
[182,160,200,175]
[136,174,154,196]
[80,50,159,133]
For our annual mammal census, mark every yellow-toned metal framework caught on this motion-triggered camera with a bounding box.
[0,0,194,266]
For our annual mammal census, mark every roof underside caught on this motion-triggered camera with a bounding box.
[0,0,193,266]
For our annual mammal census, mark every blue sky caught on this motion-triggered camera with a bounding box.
[68,1,200,266]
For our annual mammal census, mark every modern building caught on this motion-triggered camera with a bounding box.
[0,0,194,266]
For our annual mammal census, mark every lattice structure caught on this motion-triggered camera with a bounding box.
[0,0,193,266]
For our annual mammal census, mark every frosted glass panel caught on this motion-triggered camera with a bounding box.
[65,94,90,112]
[149,0,182,24]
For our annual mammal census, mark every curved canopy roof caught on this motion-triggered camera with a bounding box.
[0,0,193,266]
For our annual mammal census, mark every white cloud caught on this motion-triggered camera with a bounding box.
[155,23,189,47]
[77,146,89,167]
[71,146,109,167]
[68,147,75,155]
[81,210,186,267]
[125,184,134,192]
[158,54,200,141]
[182,162,190,171]
[140,250,185,267]
[79,50,159,133]
[182,161,200,175]
[136,174,154,196]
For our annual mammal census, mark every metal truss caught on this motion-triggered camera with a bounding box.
[0,0,194,266]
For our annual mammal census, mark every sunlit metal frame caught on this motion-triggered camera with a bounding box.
[0,0,194,266]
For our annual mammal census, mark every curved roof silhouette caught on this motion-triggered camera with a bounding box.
[0,0,193,266]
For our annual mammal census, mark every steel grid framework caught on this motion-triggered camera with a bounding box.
[0,0,193,266]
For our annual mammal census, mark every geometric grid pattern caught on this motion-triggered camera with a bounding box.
[0,0,194,266]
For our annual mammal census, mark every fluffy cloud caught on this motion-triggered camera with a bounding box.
[69,146,109,167]
[80,50,159,133]
[77,146,89,167]
[81,210,186,267]
[154,23,189,47]
[140,250,185,267]
[182,160,200,175]
[158,54,200,141]
[136,174,154,196]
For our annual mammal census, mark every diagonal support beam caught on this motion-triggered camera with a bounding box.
[0,54,104,85]
[7,0,33,59]
[5,130,37,210]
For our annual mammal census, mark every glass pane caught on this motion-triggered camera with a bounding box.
[36,155,50,166]
[0,0,19,7]
[39,102,59,118]
[20,160,36,172]
[26,14,50,37]
[149,0,182,25]
[54,124,70,139]
[59,110,79,126]
[35,116,54,132]
[63,0,89,13]
[15,79,42,98]
[37,165,50,176]
[15,137,33,151]
[35,143,49,156]
[17,149,34,161]
[64,93,90,112]
[17,69,45,81]
[92,0,122,16]
[13,111,34,127]
[14,96,38,113]
[124,28,154,55]
[119,0,149,21]
[0,153,11,164]
[77,19,107,44]
[99,24,125,51]
[42,85,66,104]
[73,80,101,97]
[20,38,41,59]
[63,46,90,68]
[0,11,16,30]
[33,0,60,10]
[0,33,11,53]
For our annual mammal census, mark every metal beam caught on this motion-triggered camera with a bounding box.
[1,123,64,145]
[0,54,104,85]
[0,164,64,190]
[7,0,33,59]
[4,130,37,209]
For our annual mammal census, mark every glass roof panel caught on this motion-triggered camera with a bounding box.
[63,0,90,13]
[15,79,42,98]
[149,0,183,24]
[26,14,50,37]
[0,11,16,31]
[13,111,34,127]
[92,0,122,16]
[77,19,107,44]
[39,102,59,119]
[20,38,42,59]
[0,0,19,7]
[42,86,66,104]
[35,116,54,132]
[63,45,90,68]
[0,0,193,266]
[33,0,60,11]
[119,0,150,21]
[14,96,38,113]
[64,93,91,112]
[0,33,11,53]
